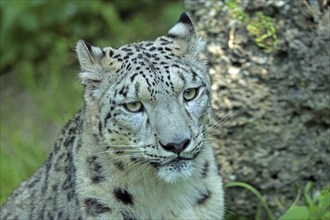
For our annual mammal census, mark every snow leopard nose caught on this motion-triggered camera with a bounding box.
[160,139,191,154]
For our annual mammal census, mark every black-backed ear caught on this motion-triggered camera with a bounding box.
[76,40,105,72]
[76,40,105,86]
[167,13,205,60]
[168,12,196,41]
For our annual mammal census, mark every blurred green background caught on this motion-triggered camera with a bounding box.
[0,0,185,204]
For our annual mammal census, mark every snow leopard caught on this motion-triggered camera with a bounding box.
[1,12,224,220]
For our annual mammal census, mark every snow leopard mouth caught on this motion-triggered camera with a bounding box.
[148,145,202,172]
[150,156,194,168]
[164,157,193,167]
[154,157,196,183]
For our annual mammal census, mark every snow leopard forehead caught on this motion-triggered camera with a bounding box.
[76,12,209,98]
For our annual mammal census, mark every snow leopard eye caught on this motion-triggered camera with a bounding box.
[183,88,199,101]
[124,101,143,112]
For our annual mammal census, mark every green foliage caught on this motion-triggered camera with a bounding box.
[0,120,46,203]
[0,0,184,72]
[226,181,330,220]
[226,181,275,220]
[225,0,280,52]
[279,182,330,220]
[0,0,184,204]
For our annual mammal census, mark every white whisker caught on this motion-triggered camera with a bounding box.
[202,111,232,135]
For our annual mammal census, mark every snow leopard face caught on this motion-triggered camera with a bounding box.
[77,13,211,183]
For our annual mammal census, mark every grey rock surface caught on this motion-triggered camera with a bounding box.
[185,0,330,218]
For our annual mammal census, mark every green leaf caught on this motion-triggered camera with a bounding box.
[317,188,330,217]
[304,182,317,212]
[278,206,310,220]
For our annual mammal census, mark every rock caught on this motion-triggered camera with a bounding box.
[185,0,330,218]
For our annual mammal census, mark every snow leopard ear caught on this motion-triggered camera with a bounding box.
[167,12,205,57]
[168,12,196,41]
[76,40,104,85]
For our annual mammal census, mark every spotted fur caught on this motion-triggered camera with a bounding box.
[1,13,224,219]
